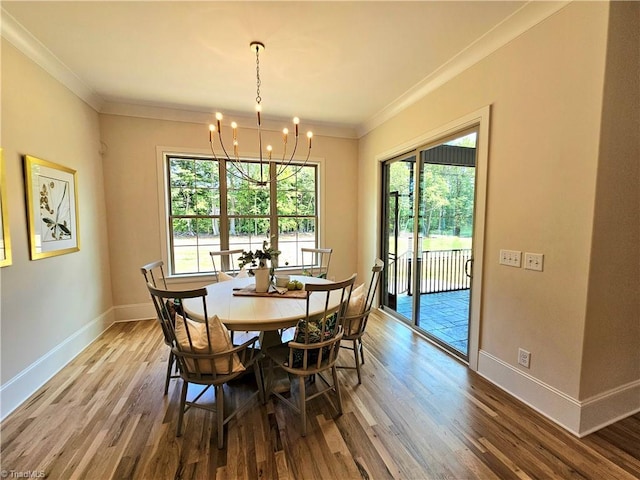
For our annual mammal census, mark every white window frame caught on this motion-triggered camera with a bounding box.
[155,146,326,281]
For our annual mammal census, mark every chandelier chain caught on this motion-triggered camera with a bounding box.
[255,46,262,105]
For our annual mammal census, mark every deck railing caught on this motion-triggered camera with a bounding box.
[388,249,472,296]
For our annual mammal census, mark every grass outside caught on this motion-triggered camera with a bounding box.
[393,234,472,255]
[390,234,473,293]
[172,232,472,275]
[172,233,315,274]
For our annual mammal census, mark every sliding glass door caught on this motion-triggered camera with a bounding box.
[381,128,478,360]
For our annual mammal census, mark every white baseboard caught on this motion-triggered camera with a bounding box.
[0,308,115,420]
[478,350,640,437]
[579,380,640,436]
[114,302,155,322]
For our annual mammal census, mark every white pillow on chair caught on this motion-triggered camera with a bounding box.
[346,284,366,316]
[217,271,234,282]
[174,314,245,374]
[236,267,250,279]
[345,284,366,335]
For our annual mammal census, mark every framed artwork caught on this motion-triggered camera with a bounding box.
[24,155,80,260]
[0,148,12,267]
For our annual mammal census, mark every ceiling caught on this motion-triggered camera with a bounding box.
[1,1,568,137]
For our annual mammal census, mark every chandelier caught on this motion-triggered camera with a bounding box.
[208,41,313,186]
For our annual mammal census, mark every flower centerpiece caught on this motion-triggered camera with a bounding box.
[238,240,281,292]
[238,240,281,272]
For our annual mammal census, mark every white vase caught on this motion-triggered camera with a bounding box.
[254,267,271,293]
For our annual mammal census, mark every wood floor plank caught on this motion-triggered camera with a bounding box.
[1,314,639,479]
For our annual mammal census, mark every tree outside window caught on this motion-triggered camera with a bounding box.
[167,155,318,275]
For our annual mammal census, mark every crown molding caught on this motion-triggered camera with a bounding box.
[356,0,571,138]
[101,101,358,139]
[2,2,570,140]
[1,8,103,111]
[0,6,356,140]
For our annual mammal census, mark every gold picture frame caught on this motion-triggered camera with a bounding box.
[24,155,80,260]
[0,148,12,267]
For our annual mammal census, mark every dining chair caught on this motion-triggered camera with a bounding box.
[301,247,333,278]
[146,282,264,449]
[140,260,178,394]
[339,259,384,384]
[209,248,244,282]
[265,273,356,436]
[140,259,167,288]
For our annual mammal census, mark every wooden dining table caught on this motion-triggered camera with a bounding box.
[182,274,340,348]
[182,274,343,393]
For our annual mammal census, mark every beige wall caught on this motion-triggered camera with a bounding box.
[99,114,359,311]
[581,1,640,399]
[359,0,639,416]
[0,40,113,416]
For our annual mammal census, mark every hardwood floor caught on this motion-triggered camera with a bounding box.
[2,313,639,479]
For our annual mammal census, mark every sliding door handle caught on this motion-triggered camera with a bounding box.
[465,258,473,278]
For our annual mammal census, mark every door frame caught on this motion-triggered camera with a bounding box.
[375,106,490,371]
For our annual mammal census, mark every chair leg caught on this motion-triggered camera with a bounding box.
[331,366,343,415]
[164,352,174,395]
[353,340,362,384]
[359,339,365,365]
[216,384,224,449]
[176,380,188,436]
[299,376,307,437]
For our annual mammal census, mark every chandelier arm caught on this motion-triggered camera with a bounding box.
[218,127,263,184]
[215,131,258,183]
[228,156,274,185]
[217,130,232,163]
[209,142,219,162]
[270,160,309,184]
[274,131,305,176]
[257,126,266,186]
[260,160,267,185]
[275,161,287,177]
[212,136,257,184]
[289,135,299,164]
[227,162,256,183]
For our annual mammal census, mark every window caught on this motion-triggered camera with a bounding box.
[166,155,318,275]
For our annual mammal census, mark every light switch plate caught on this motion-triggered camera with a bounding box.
[524,252,544,271]
[499,249,521,267]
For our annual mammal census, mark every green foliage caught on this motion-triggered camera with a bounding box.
[169,157,316,237]
[386,156,475,239]
[238,240,281,269]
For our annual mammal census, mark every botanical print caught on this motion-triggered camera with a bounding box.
[0,148,11,267]
[24,154,79,260]
[0,195,5,258]
[39,175,72,242]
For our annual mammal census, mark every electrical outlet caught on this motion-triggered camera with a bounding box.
[524,252,544,271]
[499,249,521,267]
[518,348,531,368]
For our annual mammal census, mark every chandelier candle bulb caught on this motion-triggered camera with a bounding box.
[293,117,300,136]
[307,131,313,148]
